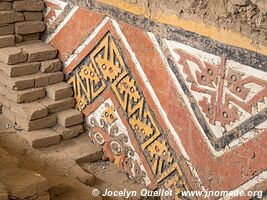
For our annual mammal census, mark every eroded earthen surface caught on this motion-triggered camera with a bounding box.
[0,116,148,200]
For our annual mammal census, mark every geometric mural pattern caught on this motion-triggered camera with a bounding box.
[67,34,189,196]
[165,40,267,150]
[44,1,267,198]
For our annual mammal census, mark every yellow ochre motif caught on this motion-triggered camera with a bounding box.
[102,104,118,125]
[68,33,189,195]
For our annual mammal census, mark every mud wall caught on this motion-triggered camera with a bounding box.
[43,0,267,197]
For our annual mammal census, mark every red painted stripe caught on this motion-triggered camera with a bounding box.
[49,8,104,62]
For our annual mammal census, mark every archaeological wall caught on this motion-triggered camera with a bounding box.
[43,0,267,198]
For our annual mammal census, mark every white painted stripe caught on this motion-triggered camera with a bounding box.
[161,37,265,157]
[146,32,205,191]
[63,17,110,68]
[219,171,267,200]
[45,5,79,43]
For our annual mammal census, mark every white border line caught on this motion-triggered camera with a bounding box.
[45,5,79,43]
[63,17,110,68]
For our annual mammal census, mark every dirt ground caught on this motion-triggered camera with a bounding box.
[0,115,147,200]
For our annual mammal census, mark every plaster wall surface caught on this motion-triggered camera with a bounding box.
[43,0,267,198]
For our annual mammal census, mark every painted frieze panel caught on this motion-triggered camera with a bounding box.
[165,40,267,150]
[44,1,267,197]
[67,33,189,196]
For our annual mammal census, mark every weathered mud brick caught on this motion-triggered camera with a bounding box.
[13,0,44,12]
[0,62,40,77]
[52,124,84,140]
[40,59,61,73]
[46,82,73,101]
[0,35,15,48]
[0,11,24,25]
[20,129,60,148]
[32,72,63,87]
[7,87,45,103]
[21,33,40,41]
[0,2,11,11]
[0,24,14,36]
[57,109,83,127]
[0,46,27,64]
[9,100,48,120]
[20,41,57,62]
[34,73,49,87]
[2,106,16,124]
[46,71,64,84]
[12,76,35,90]
[39,97,74,113]
[0,72,35,90]
[16,115,57,131]
[23,12,43,21]
[15,21,45,35]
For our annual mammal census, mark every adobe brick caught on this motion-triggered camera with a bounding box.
[0,34,15,48]
[33,72,63,87]
[40,59,61,73]
[39,97,74,114]
[46,82,73,101]
[0,46,27,64]
[20,129,60,148]
[57,109,83,127]
[13,0,44,12]
[0,11,24,25]
[23,12,42,21]
[20,41,57,62]
[10,100,48,120]
[0,62,40,77]
[6,87,45,103]
[0,24,14,36]
[15,21,45,34]
[52,124,83,140]
[16,33,40,42]
[0,2,12,11]
[47,71,63,84]
[0,72,35,90]
[34,73,49,87]
[16,114,57,131]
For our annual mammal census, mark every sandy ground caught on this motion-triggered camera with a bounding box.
[0,115,148,200]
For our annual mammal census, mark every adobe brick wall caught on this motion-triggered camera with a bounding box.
[43,0,267,199]
[0,0,84,149]
[0,0,45,46]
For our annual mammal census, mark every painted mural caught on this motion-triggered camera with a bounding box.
[44,0,267,199]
